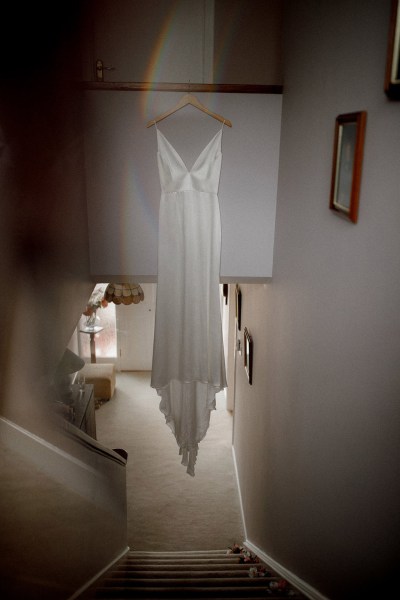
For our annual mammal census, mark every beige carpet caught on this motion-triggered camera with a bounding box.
[95,371,245,552]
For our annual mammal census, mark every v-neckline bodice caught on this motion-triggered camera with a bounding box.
[157,128,222,173]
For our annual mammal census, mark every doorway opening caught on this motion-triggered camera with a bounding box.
[78,283,117,362]
[77,282,156,370]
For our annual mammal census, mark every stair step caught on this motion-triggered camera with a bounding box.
[112,563,260,573]
[124,554,250,565]
[109,570,259,579]
[94,585,277,598]
[96,597,283,600]
[118,564,259,572]
[129,550,229,556]
[102,577,274,587]
[80,548,306,600]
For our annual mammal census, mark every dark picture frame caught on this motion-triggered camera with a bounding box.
[243,328,253,385]
[384,0,400,100]
[329,111,367,224]
[222,283,228,305]
[235,285,242,331]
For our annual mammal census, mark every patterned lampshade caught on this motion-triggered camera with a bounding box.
[104,283,144,305]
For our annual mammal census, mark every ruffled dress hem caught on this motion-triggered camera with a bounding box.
[152,378,224,476]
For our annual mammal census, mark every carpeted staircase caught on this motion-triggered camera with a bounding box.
[82,548,307,599]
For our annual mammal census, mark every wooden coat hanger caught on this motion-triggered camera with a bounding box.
[146,93,232,128]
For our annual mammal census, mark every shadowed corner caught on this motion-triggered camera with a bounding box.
[0,1,94,427]
[0,6,130,597]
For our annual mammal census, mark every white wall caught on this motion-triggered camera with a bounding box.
[233,1,400,599]
[84,91,282,281]
[214,0,283,84]
[116,283,156,371]
[83,0,213,83]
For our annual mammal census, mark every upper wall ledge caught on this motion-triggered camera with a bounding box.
[90,275,272,284]
[78,81,283,94]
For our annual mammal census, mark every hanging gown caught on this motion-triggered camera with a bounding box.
[151,123,227,476]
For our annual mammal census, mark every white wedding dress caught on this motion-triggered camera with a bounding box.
[151,123,227,476]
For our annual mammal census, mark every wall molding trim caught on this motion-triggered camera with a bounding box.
[79,81,283,94]
[0,415,97,476]
[89,274,273,284]
[0,416,122,512]
[68,545,130,600]
[232,441,327,600]
[231,444,248,541]
[244,539,330,600]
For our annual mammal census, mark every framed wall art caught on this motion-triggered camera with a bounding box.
[235,285,242,331]
[329,111,367,224]
[243,327,253,385]
[384,0,400,100]
[222,283,228,305]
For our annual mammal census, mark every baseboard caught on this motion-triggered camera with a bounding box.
[68,545,130,600]
[231,442,327,600]
[244,539,329,600]
[231,444,248,541]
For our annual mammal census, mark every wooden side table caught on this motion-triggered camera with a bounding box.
[79,326,103,363]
